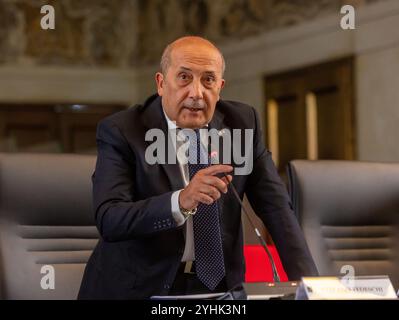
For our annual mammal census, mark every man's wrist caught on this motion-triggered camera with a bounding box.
[178,189,197,217]
[179,206,197,218]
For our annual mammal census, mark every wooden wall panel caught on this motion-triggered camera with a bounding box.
[0,104,126,154]
[264,57,355,174]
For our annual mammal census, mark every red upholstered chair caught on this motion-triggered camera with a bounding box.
[244,245,288,282]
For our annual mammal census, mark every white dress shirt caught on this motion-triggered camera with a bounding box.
[163,109,210,262]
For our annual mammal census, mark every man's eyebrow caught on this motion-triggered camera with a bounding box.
[178,67,216,75]
[179,67,192,72]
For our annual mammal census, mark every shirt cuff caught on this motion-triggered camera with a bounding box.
[171,189,187,227]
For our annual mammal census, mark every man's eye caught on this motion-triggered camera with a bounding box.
[179,73,190,81]
[204,76,215,84]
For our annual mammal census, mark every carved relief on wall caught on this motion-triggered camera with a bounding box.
[127,0,387,66]
[0,1,25,64]
[0,0,388,68]
[0,0,139,67]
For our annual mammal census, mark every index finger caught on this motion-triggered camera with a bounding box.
[203,165,233,176]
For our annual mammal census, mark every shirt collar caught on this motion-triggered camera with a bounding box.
[163,108,178,130]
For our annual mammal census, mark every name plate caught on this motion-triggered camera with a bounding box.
[296,276,397,300]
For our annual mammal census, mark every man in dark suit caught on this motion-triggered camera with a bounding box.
[78,36,317,299]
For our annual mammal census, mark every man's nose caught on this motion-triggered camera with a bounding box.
[188,80,204,100]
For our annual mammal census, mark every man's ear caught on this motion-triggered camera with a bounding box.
[155,72,164,96]
[220,79,225,90]
[217,79,225,101]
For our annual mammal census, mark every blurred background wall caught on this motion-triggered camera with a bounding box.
[0,0,398,164]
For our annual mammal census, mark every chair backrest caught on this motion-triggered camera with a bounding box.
[287,160,399,289]
[0,153,98,299]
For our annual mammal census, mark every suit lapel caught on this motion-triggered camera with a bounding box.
[141,95,185,192]
[209,105,228,166]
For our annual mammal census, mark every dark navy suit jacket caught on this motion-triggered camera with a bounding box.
[78,94,318,299]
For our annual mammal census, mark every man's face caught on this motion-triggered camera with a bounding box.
[156,44,225,129]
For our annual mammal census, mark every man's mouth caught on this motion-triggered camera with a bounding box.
[184,107,203,112]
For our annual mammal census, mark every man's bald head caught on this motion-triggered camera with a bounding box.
[160,36,225,76]
[155,36,226,129]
